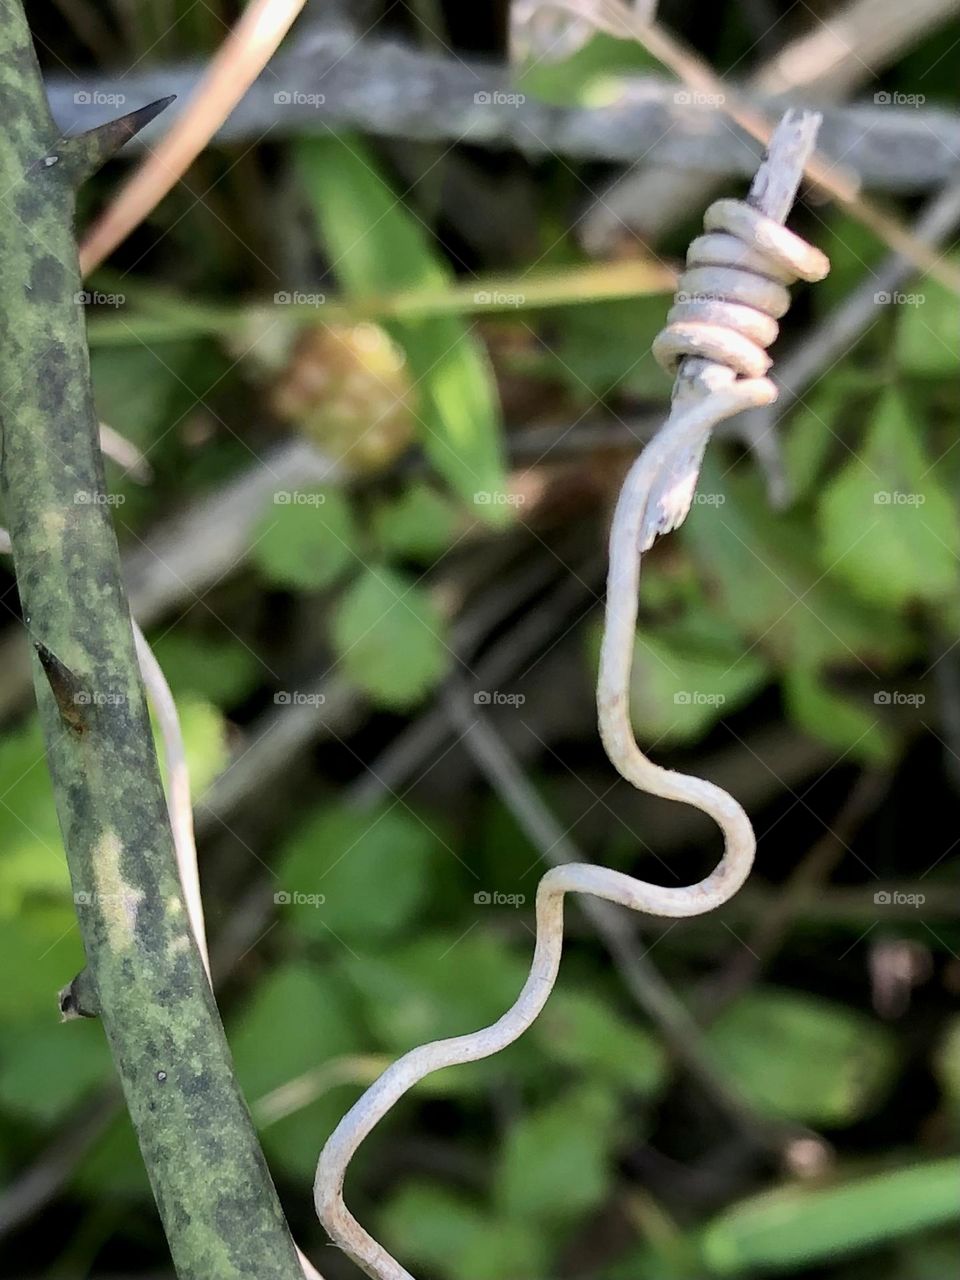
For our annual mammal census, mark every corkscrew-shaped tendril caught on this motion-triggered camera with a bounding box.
[313,110,829,1280]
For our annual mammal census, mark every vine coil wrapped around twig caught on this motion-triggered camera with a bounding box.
[313,111,830,1280]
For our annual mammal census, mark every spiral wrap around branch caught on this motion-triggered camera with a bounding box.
[313,119,829,1280]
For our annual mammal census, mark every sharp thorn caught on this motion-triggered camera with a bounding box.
[34,640,88,734]
[53,94,177,186]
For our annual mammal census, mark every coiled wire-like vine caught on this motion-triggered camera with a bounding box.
[311,110,830,1280]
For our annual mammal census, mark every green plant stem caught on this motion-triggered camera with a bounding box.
[0,6,301,1276]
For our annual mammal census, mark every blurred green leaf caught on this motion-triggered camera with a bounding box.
[893,1235,960,1280]
[782,368,879,503]
[297,136,507,517]
[493,1084,618,1221]
[934,1015,960,1113]
[533,987,666,1095]
[90,340,206,455]
[817,389,960,607]
[380,1182,549,1280]
[815,213,885,314]
[516,29,658,106]
[331,565,449,708]
[0,720,68,913]
[896,272,960,375]
[699,1158,960,1274]
[278,802,438,944]
[549,296,668,400]
[0,908,84,1024]
[0,1019,111,1124]
[228,961,363,1179]
[783,665,893,765]
[251,487,358,591]
[685,457,912,667]
[373,482,460,563]
[157,696,229,800]
[74,1113,151,1201]
[149,630,259,707]
[704,988,895,1126]
[625,627,769,745]
[345,931,529,1060]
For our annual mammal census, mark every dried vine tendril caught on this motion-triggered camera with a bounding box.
[309,110,830,1280]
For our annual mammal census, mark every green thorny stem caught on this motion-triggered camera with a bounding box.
[0,6,302,1277]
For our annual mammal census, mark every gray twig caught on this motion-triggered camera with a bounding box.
[43,30,960,190]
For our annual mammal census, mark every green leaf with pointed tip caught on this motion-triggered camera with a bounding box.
[331,565,449,708]
[817,389,960,607]
[297,136,507,518]
[704,988,895,1126]
[251,486,358,591]
[699,1158,960,1274]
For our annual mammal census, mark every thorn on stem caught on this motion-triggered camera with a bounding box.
[54,95,177,187]
[59,968,101,1020]
[34,641,88,734]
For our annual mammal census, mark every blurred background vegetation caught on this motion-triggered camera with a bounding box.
[1,1,958,1277]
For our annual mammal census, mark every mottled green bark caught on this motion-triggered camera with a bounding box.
[0,6,302,1276]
